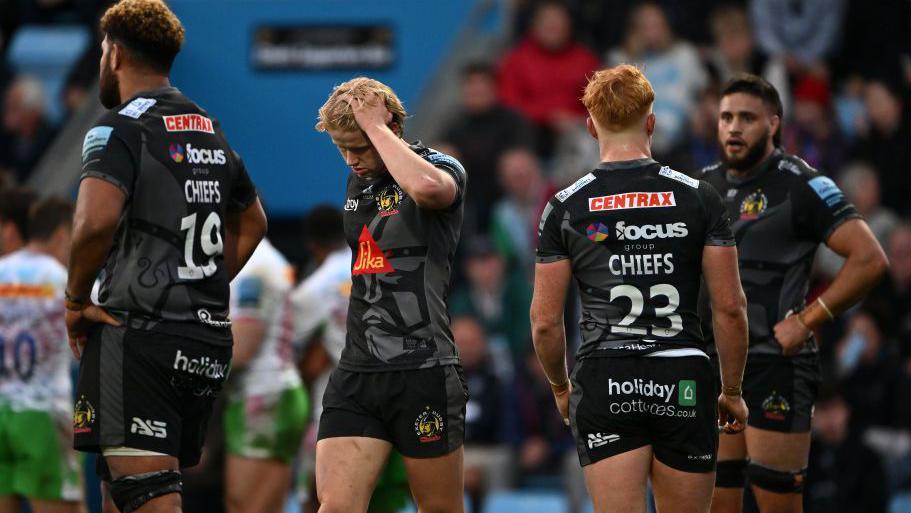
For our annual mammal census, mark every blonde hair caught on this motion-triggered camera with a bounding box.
[582,64,655,131]
[315,77,407,135]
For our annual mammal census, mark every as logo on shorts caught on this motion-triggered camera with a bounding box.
[414,406,444,443]
[73,395,95,434]
[762,390,790,421]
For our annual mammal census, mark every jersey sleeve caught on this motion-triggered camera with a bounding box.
[228,151,258,213]
[426,152,467,208]
[699,181,736,246]
[793,174,862,243]
[536,199,569,263]
[80,119,139,195]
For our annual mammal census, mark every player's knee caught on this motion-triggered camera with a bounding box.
[747,461,806,494]
[317,492,366,513]
[715,459,747,488]
[110,470,183,513]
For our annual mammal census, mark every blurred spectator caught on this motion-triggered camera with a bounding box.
[548,120,600,189]
[489,148,555,279]
[0,76,57,183]
[497,0,599,157]
[805,387,888,513]
[867,224,911,354]
[782,76,846,173]
[442,62,534,235]
[0,186,38,256]
[834,311,896,428]
[449,237,532,365]
[704,5,790,116]
[814,163,898,280]
[454,316,516,509]
[833,76,868,142]
[665,86,720,174]
[852,81,911,215]
[512,352,574,485]
[750,0,846,77]
[606,2,707,157]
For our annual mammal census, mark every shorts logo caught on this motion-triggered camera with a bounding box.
[740,190,768,220]
[163,114,215,134]
[376,185,404,217]
[589,192,675,211]
[131,418,167,438]
[173,349,229,379]
[587,432,620,449]
[762,390,790,421]
[586,222,609,242]
[414,407,444,443]
[73,395,95,434]
[678,380,697,406]
[352,225,394,275]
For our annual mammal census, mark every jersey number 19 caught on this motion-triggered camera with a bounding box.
[178,212,223,280]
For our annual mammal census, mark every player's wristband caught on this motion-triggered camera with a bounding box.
[64,290,88,311]
[817,297,835,321]
[722,384,742,397]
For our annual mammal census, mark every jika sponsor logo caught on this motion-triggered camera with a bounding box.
[352,225,393,275]
[163,114,215,134]
[587,433,620,449]
[131,417,167,438]
[589,191,676,211]
[172,349,228,379]
[615,221,688,240]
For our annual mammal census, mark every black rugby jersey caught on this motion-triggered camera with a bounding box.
[80,87,258,345]
[537,158,734,359]
[340,144,466,372]
[699,149,861,355]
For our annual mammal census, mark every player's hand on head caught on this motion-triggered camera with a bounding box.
[717,394,748,434]
[65,304,121,358]
[345,92,393,132]
[774,315,812,356]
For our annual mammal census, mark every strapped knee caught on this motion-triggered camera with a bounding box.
[747,462,806,493]
[715,459,747,488]
[110,470,183,513]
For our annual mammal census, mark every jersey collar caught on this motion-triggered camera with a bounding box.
[595,158,657,171]
[725,148,783,185]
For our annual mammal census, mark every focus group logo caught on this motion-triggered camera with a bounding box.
[606,377,698,417]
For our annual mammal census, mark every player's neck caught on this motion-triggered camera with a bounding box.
[598,138,651,164]
[119,72,171,104]
[24,241,61,264]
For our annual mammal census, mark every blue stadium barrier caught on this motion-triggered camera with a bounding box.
[891,493,911,513]
[482,491,568,513]
[7,25,90,122]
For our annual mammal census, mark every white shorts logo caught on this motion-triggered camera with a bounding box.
[130,418,167,438]
[587,433,620,449]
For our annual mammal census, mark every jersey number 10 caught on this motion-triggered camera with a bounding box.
[178,212,224,280]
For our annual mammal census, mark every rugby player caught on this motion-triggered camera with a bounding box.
[225,238,308,513]
[291,206,409,513]
[0,198,83,513]
[313,78,468,513]
[531,64,749,513]
[65,1,267,512]
[703,74,888,513]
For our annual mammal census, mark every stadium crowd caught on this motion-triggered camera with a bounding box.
[1,0,911,512]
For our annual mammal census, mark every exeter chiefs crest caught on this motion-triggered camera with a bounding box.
[376,184,404,217]
[414,406,444,443]
[740,190,768,220]
[73,395,96,434]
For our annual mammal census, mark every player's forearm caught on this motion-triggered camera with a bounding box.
[712,303,748,391]
[801,247,888,329]
[363,124,453,208]
[66,222,117,300]
[531,318,569,386]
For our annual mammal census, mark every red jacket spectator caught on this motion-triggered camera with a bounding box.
[497,2,599,127]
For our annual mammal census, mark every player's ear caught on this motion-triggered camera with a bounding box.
[110,42,123,71]
[646,112,656,137]
[585,117,599,140]
[388,120,402,137]
[769,114,781,140]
